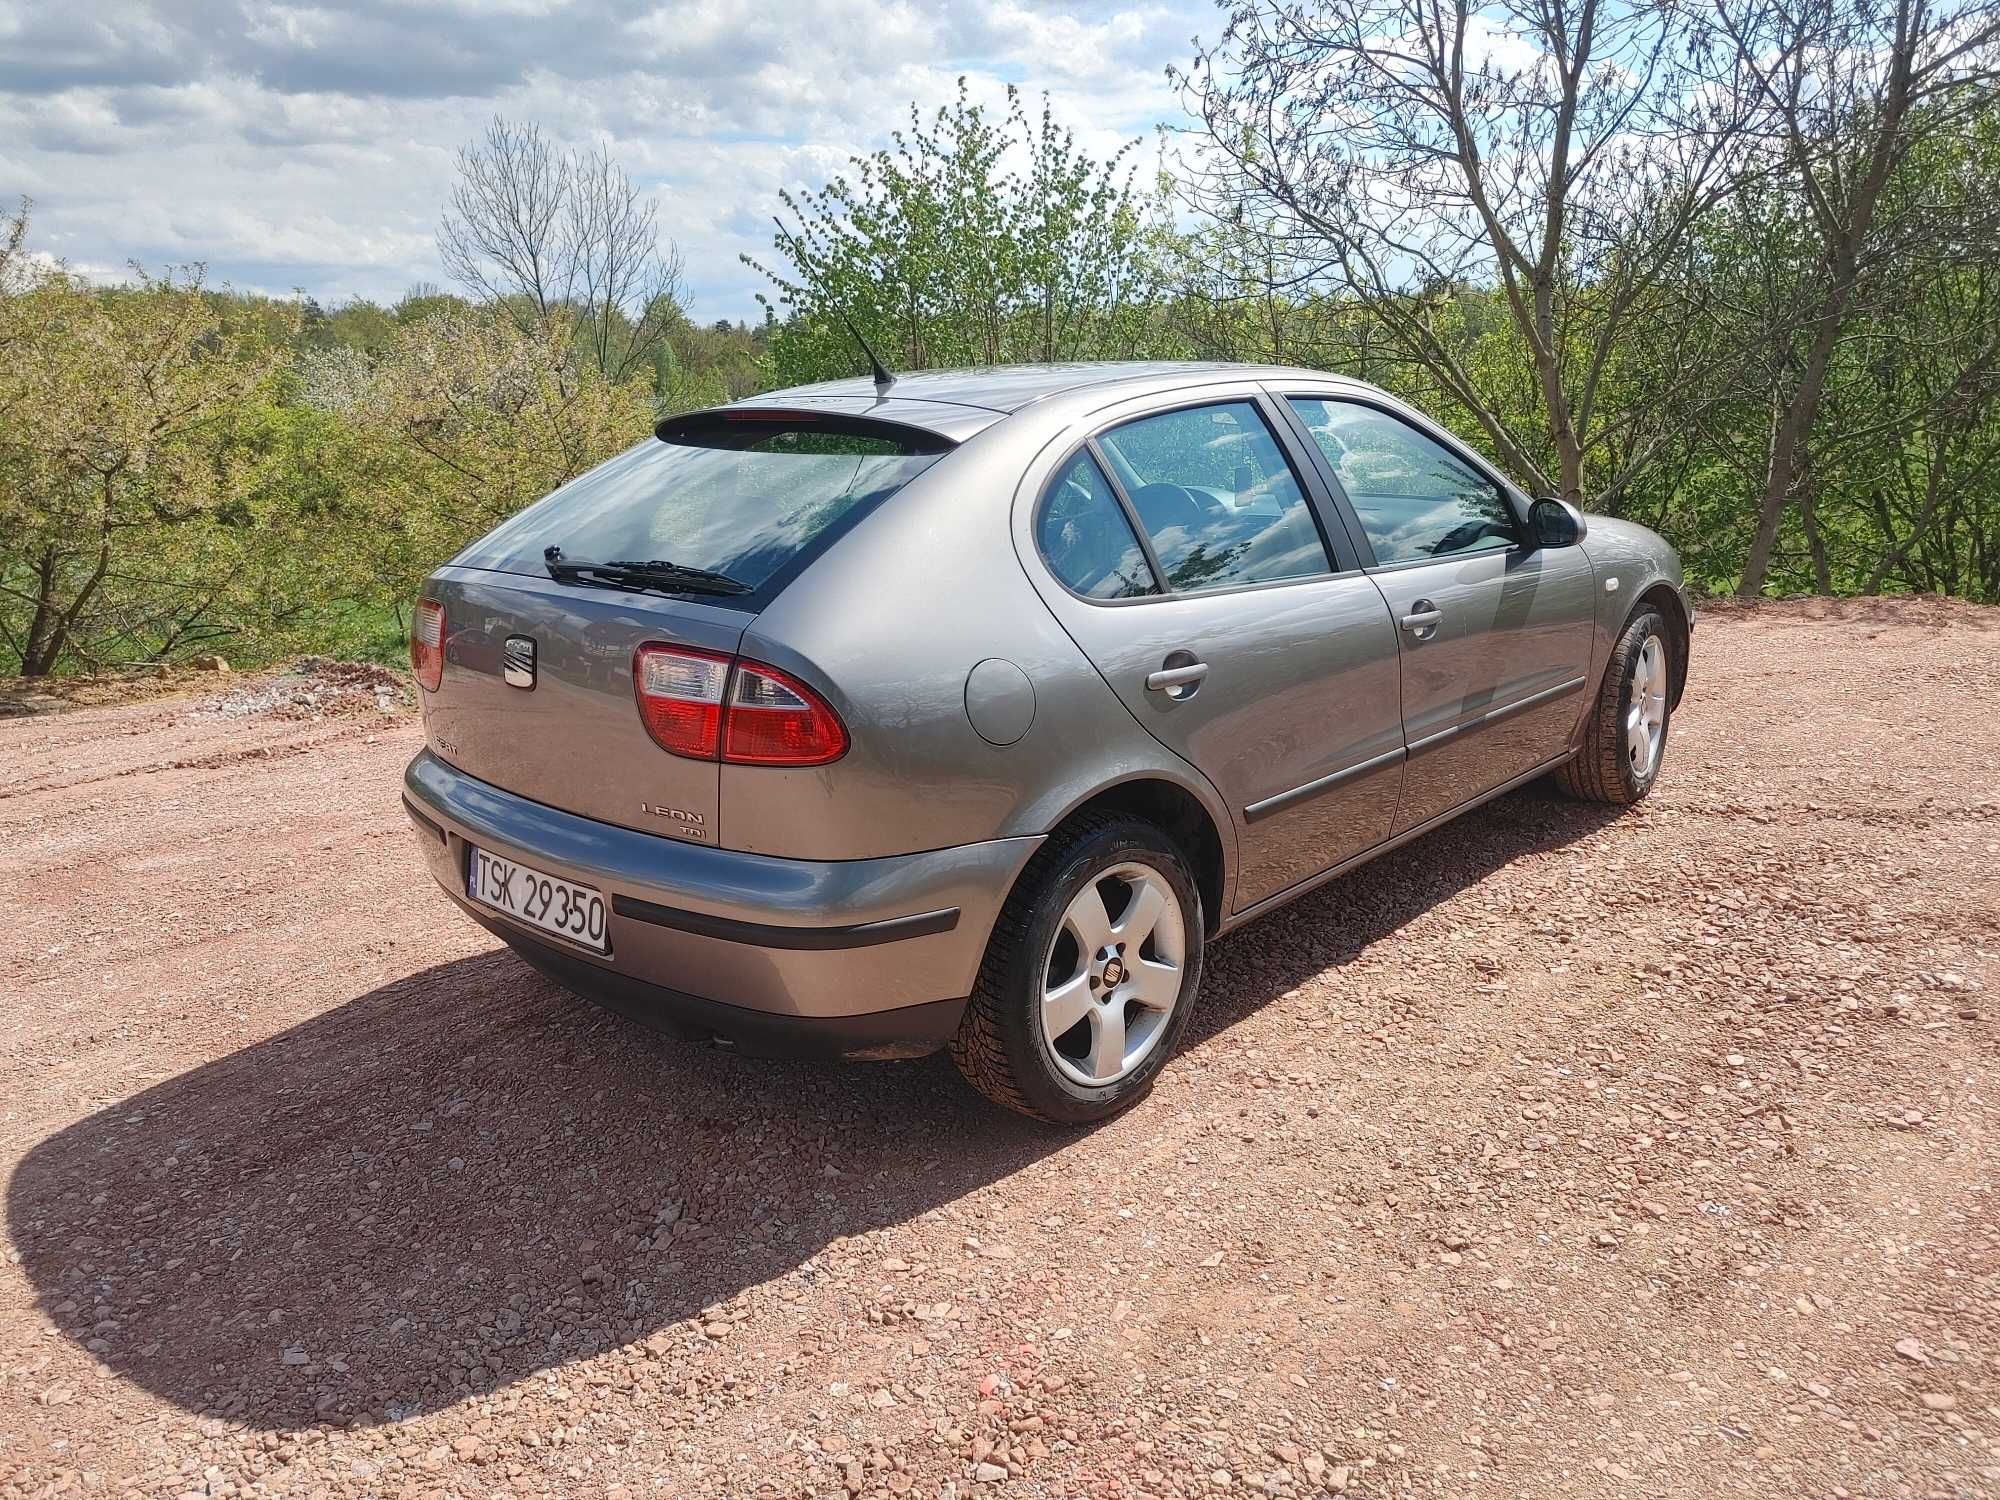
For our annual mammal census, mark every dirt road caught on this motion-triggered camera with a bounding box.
[2,600,1995,1500]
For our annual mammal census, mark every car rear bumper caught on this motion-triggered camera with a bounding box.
[459,909,969,1059]
[403,750,1039,1057]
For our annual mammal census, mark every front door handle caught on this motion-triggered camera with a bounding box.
[1400,599,1443,639]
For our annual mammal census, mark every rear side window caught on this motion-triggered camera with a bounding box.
[457,416,947,594]
[1037,453,1159,600]
[1096,402,1331,591]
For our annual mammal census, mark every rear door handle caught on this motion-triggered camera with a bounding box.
[1146,662,1209,692]
[1400,600,1443,638]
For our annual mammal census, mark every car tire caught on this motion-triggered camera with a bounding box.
[1557,604,1674,805]
[950,812,1205,1125]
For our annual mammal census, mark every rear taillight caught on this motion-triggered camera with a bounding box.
[633,645,731,759]
[723,662,850,766]
[632,645,848,767]
[411,598,445,692]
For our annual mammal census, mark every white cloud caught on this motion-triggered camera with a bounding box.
[1,0,1210,316]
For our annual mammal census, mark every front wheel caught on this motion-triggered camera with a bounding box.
[950,813,1204,1124]
[1557,605,1673,804]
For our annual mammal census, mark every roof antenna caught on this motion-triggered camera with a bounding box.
[771,215,895,396]
[839,312,896,398]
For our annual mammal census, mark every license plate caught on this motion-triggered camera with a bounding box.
[468,846,609,954]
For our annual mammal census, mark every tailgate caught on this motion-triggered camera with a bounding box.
[418,567,749,845]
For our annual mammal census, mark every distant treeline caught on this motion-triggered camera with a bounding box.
[3,0,1997,677]
[0,239,772,676]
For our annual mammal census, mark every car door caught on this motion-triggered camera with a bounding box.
[1018,389,1406,912]
[1276,390,1597,833]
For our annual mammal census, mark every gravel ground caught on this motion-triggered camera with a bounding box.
[1,598,1995,1500]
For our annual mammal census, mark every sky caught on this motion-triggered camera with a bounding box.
[0,0,1217,323]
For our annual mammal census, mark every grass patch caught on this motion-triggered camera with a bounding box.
[303,601,410,669]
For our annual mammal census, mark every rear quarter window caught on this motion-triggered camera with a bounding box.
[1037,452,1159,600]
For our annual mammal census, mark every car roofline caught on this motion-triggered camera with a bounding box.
[708,363,1397,442]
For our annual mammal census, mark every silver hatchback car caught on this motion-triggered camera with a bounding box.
[405,362,1690,1122]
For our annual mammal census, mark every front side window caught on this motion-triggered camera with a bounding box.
[1287,398,1519,564]
[1037,451,1159,600]
[1093,401,1331,592]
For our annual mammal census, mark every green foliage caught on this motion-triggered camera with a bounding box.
[6,63,2000,681]
[1651,101,2000,599]
[1143,93,2000,603]
[746,79,1166,384]
[297,305,656,606]
[0,212,763,676]
[0,262,302,674]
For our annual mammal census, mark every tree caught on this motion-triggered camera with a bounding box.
[1651,99,2000,596]
[0,196,28,297]
[0,252,293,676]
[1853,249,2000,596]
[0,197,33,391]
[298,305,654,604]
[1698,0,2000,596]
[746,81,1163,383]
[1178,0,1745,502]
[438,117,688,383]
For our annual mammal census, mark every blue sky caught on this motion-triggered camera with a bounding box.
[0,0,1217,322]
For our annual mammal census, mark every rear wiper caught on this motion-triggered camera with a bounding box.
[543,549,753,598]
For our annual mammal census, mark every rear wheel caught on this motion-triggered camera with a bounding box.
[1557,605,1673,804]
[950,813,1204,1124]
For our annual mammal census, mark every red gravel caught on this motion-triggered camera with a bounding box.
[1,598,1995,1499]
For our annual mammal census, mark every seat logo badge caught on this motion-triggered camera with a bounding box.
[1102,956,1126,987]
[502,635,537,689]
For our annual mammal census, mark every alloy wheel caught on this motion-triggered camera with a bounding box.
[1039,862,1185,1087]
[1627,635,1668,780]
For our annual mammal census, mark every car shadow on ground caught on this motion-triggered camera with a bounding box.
[1184,782,1622,1048]
[7,784,1620,1430]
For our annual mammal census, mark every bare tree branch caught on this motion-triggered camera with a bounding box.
[1175,0,1751,500]
[438,118,687,382]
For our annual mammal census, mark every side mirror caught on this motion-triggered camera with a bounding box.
[1528,496,1588,548]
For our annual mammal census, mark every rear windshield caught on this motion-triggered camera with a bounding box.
[455,417,948,595]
